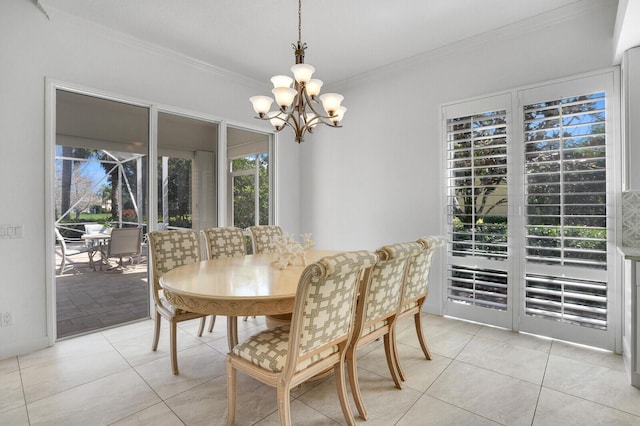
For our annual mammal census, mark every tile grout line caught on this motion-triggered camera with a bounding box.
[16,356,33,426]
[529,339,553,425]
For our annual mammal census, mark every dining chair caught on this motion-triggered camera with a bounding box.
[148,230,207,375]
[247,225,283,254]
[227,250,378,426]
[346,241,422,420]
[105,227,142,269]
[246,225,283,324]
[393,236,443,381]
[201,227,247,333]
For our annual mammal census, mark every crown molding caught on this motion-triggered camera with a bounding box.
[331,0,610,91]
[38,0,269,92]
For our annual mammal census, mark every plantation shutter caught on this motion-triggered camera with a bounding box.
[445,95,511,316]
[522,91,608,330]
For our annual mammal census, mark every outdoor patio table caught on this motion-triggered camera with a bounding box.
[81,231,111,270]
[159,250,338,350]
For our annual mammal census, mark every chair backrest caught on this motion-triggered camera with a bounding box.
[248,225,283,254]
[84,223,110,235]
[402,236,443,308]
[108,227,142,257]
[355,242,423,334]
[284,251,378,374]
[148,230,201,293]
[202,227,247,260]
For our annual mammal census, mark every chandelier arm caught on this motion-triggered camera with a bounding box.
[301,90,335,121]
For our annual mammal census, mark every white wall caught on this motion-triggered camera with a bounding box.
[299,0,619,313]
[0,1,300,358]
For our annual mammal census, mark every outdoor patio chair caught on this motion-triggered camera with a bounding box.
[55,227,82,274]
[105,227,142,269]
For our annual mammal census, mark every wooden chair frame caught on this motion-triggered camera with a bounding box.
[393,237,441,381]
[148,230,206,375]
[346,242,422,420]
[227,251,377,426]
[201,226,248,336]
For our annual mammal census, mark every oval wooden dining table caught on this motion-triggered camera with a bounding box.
[159,250,338,350]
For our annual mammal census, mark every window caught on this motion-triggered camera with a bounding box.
[158,156,192,229]
[226,127,272,230]
[229,153,269,229]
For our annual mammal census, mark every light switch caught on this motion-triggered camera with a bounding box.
[15,225,23,238]
[6,226,14,237]
[0,226,5,237]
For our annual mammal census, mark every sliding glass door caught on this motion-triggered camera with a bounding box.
[55,89,150,338]
[157,111,219,231]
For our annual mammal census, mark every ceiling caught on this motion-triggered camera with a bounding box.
[39,0,582,85]
[57,89,266,152]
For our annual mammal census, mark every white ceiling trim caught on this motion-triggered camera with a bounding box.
[38,0,269,91]
[331,0,611,91]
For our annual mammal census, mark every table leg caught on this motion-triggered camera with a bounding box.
[227,316,238,351]
[99,242,108,270]
[87,245,97,271]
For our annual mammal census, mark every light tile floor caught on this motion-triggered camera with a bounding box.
[2,314,640,425]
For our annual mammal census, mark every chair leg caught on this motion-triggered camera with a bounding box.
[208,315,216,332]
[346,346,368,420]
[335,361,356,426]
[197,317,205,337]
[226,359,236,426]
[392,323,407,382]
[152,311,161,351]
[414,312,432,360]
[59,253,66,274]
[384,332,403,389]
[170,321,179,375]
[276,383,292,426]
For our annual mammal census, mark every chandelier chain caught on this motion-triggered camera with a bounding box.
[298,0,302,43]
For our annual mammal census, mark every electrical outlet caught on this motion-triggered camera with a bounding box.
[1,312,12,327]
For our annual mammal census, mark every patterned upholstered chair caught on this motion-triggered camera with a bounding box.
[201,227,247,332]
[247,225,283,254]
[346,242,422,420]
[226,251,378,426]
[148,230,207,375]
[393,236,443,380]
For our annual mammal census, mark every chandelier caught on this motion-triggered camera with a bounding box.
[249,0,346,143]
